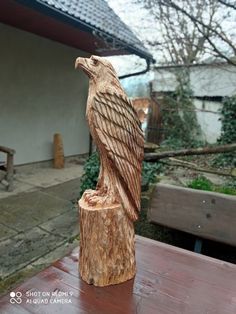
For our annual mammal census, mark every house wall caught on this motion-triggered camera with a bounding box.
[0,23,90,165]
[152,64,236,143]
[152,64,236,97]
[194,99,222,143]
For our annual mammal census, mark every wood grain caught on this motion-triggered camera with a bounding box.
[1,236,236,313]
[148,183,236,246]
[75,55,144,286]
[75,55,144,221]
[79,197,136,286]
[53,133,64,169]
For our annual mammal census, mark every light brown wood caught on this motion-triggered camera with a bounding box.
[148,183,236,246]
[53,133,64,169]
[75,55,144,286]
[79,196,136,286]
[145,142,236,161]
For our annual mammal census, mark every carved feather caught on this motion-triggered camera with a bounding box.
[92,91,144,221]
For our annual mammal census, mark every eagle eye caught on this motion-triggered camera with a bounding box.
[92,58,99,66]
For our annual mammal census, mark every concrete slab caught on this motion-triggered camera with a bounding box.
[0,180,37,199]
[0,264,36,296]
[0,208,39,233]
[0,163,83,199]
[0,191,72,232]
[0,173,82,294]
[0,226,65,280]
[0,224,17,241]
[0,239,79,295]
[39,206,79,238]
[42,178,81,201]
[31,239,79,269]
[16,164,84,188]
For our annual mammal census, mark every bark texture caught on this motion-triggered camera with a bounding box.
[144,143,236,161]
[79,196,136,287]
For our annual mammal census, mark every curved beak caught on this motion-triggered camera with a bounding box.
[75,57,92,78]
[75,57,85,70]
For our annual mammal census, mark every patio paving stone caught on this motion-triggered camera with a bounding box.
[0,224,17,242]
[0,191,72,232]
[0,226,65,280]
[41,177,81,201]
[39,206,79,238]
[0,176,81,294]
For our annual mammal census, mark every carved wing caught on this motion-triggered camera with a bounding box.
[92,91,144,221]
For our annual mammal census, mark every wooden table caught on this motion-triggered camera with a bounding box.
[1,236,236,314]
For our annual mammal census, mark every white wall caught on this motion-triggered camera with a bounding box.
[153,64,236,97]
[0,23,90,165]
[194,99,222,143]
[190,65,236,97]
[151,64,236,143]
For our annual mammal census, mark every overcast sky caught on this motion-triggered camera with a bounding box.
[106,0,156,76]
[106,0,236,75]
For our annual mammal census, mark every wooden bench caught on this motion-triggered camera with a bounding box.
[148,183,236,252]
[0,145,15,191]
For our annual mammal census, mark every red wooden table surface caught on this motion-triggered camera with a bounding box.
[1,236,236,314]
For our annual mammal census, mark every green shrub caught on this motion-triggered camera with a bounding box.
[213,96,236,167]
[187,175,213,191]
[80,153,163,196]
[161,70,202,149]
[141,161,163,186]
[214,183,236,196]
[187,175,236,195]
[79,153,100,197]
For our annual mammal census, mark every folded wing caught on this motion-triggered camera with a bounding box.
[92,91,144,221]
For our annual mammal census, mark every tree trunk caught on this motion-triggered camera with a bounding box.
[78,196,136,287]
[144,143,236,162]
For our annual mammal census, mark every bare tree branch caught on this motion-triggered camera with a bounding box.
[218,0,236,10]
[144,143,236,161]
[160,0,236,58]
[138,0,236,65]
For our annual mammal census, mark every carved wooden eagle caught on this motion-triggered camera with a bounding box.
[75,55,144,221]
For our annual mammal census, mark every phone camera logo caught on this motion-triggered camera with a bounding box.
[10,291,22,304]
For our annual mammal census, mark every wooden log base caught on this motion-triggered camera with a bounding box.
[78,194,136,287]
[53,133,64,169]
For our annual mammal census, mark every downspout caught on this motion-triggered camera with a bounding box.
[118,58,151,80]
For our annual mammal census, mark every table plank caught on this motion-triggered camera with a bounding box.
[0,236,235,314]
[135,237,236,314]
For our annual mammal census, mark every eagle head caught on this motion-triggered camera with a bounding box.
[75,55,118,82]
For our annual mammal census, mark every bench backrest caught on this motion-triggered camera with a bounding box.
[148,183,236,247]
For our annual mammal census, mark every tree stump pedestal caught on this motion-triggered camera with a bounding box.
[78,195,136,287]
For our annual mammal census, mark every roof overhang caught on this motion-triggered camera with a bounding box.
[0,0,153,61]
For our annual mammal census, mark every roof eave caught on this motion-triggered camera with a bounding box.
[15,0,153,61]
